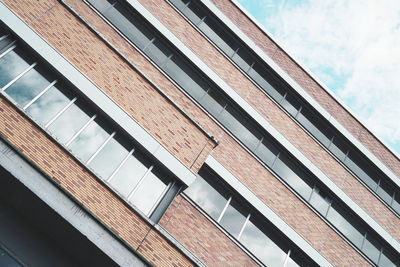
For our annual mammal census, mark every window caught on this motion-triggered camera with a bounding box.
[185,166,315,266]
[0,26,180,222]
[85,2,400,263]
[167,0,400,218]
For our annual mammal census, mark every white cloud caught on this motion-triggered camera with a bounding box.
[254,0,400,153]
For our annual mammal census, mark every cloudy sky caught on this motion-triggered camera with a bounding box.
[237,0,400,157]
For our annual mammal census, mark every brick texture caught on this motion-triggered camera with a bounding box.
[4,0,213,170]
[141,0,399,245]
[210,0,400,178]
[0,96,194,266]
[160,195,259,266]
[3,0,397,266]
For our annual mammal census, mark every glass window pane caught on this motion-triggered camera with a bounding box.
[163,56,209,101]
[297,109,332,147]
[309,187,332,216]
[0,247,21,267]
[344,152,379,191]
[232,47,253,72]
[109,152,150,197]
[219,199,248,238]
[0,47,32,88]
[376,180,394,206]
[286,256,300,267]
[219,105,262,151]
[88,136,130,179]
[328,137,348,161]
[68,118,110,162]
[326,203,365,248]
[362,234,381,264]
[392,194,400,214]
[240,220,287,266]
[4,65,52,107]
[26,84,72,126]
[105,2,154,49]
[169,0,190,11]
[47,101,93,144]
[281,93,301,117]
[379,249,399,267]
[182,2,206,25]
[144,39,172,65]
[254,137,279,167]
[201,89,226,117]
[272,156,313,200]
[0,35,14,55]
[248,63,285,102]
[87,0,115,13]
[198,17,239,57]
[129,168,169,216]
[184,176,229,220]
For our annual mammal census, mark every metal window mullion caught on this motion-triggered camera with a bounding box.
[283,249,291,267]
[0,43,16,59]
[2,62,37,92]
[148,180,174,217]
[86,131,116,165]
[44,97,77,128]
[390,192,396,206]
[360,232,367,250]
[159,53,174,69]
[270,152,281,168]
[142,37,155,51]
[295,105,303,119]
[23,80,57,110]
[237,213,250,240]
[127,165,154,201]
[180,0,192,12]
[217,196,232,223]
[0,34,10,42]
[65,114,97,147]
[106,146,134,182]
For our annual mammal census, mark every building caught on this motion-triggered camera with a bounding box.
[0,0,399,266]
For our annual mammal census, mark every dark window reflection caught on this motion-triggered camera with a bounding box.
[0,247,22,267]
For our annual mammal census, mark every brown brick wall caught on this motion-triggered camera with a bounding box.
[210,0,400,178]
[160,195,259,266]
[139,0,399,241]
[4,0,212,170]
[0,96,194,266]
[2,0,394,266]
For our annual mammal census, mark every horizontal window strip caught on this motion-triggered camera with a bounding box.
[184,165,317,267]
[86,0,400,265]
[168,0,400,216]
[0,27,180,223]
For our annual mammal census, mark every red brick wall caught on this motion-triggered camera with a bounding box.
[211,0,400,178]
[0,97,194,266]
[160,195,259,266]
[139,0,399,242]
[3,0,394,265]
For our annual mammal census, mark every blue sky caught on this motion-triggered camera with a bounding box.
[237,0,400,157]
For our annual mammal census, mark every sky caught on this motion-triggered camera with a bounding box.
[236,0,400,157]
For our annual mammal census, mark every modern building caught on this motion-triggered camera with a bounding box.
[0,0,399,266]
